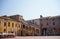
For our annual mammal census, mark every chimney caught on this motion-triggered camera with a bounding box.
[40,15,43,18]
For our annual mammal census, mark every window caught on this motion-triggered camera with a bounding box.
[12,23,14,27]
[15,24,17,27]
[0,21,1,26]
[4,29,6,33]
[36,29,39,33]
[4,22,7,26]
[53,22,55,25]
[41,24,43,26]
[47,23,49,25]
[54,28,56,30]
[18,24,21,28]
[32,27,35,32]
[29,26,31,30]
[8,22,10,26]
[23,25,25,29]
[33,20,34,23]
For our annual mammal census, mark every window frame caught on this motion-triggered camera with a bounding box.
[8,22,10,26]
[4,21,7,27]
[12,23,14,27]
[53,22,55,25]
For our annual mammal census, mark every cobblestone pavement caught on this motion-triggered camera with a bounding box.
[1,36,60,39]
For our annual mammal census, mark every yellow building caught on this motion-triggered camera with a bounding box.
[0,15,40,36]
[0,15,24,36]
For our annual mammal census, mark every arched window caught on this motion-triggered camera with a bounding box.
[36,29,39,33]
[29,26,31,30]
[32,27,35,32]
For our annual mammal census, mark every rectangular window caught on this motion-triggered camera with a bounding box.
[23,25,25,29]
[0,21,1,26]
[53,22,55,25]
[12,23,14,27]
[15,24,17,27]
[4,29,6,33]
[8,22,10,26]
[41,24,43,26]
[47,23,49,25]
[4,22,7,26]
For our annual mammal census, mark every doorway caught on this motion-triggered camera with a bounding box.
[42,28,47,36]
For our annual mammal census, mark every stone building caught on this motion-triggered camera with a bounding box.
[27,15,60,36]
[40,15,60,36]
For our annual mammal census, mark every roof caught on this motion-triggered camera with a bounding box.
[40,15,60,19]
[0,16,20,22]
[8,14,23,17]
[23,21,40,28]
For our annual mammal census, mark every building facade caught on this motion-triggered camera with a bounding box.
[0,15,40,36]
[0,15,60,36]
[40,15,60,36]
[26,15,60,36]
[0,15,23,36]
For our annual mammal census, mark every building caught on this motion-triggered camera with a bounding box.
[26,15,60,36]
[25,21,40,36]
[0,14,60,36]
[0,15,25,38]
[40,15,60,36]
[0,15,40,37]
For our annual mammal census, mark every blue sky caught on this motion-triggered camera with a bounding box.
[0,0,60,20]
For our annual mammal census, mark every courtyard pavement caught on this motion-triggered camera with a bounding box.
[1,36,60,39]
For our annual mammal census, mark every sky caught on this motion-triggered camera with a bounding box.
[0,0,60,20]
